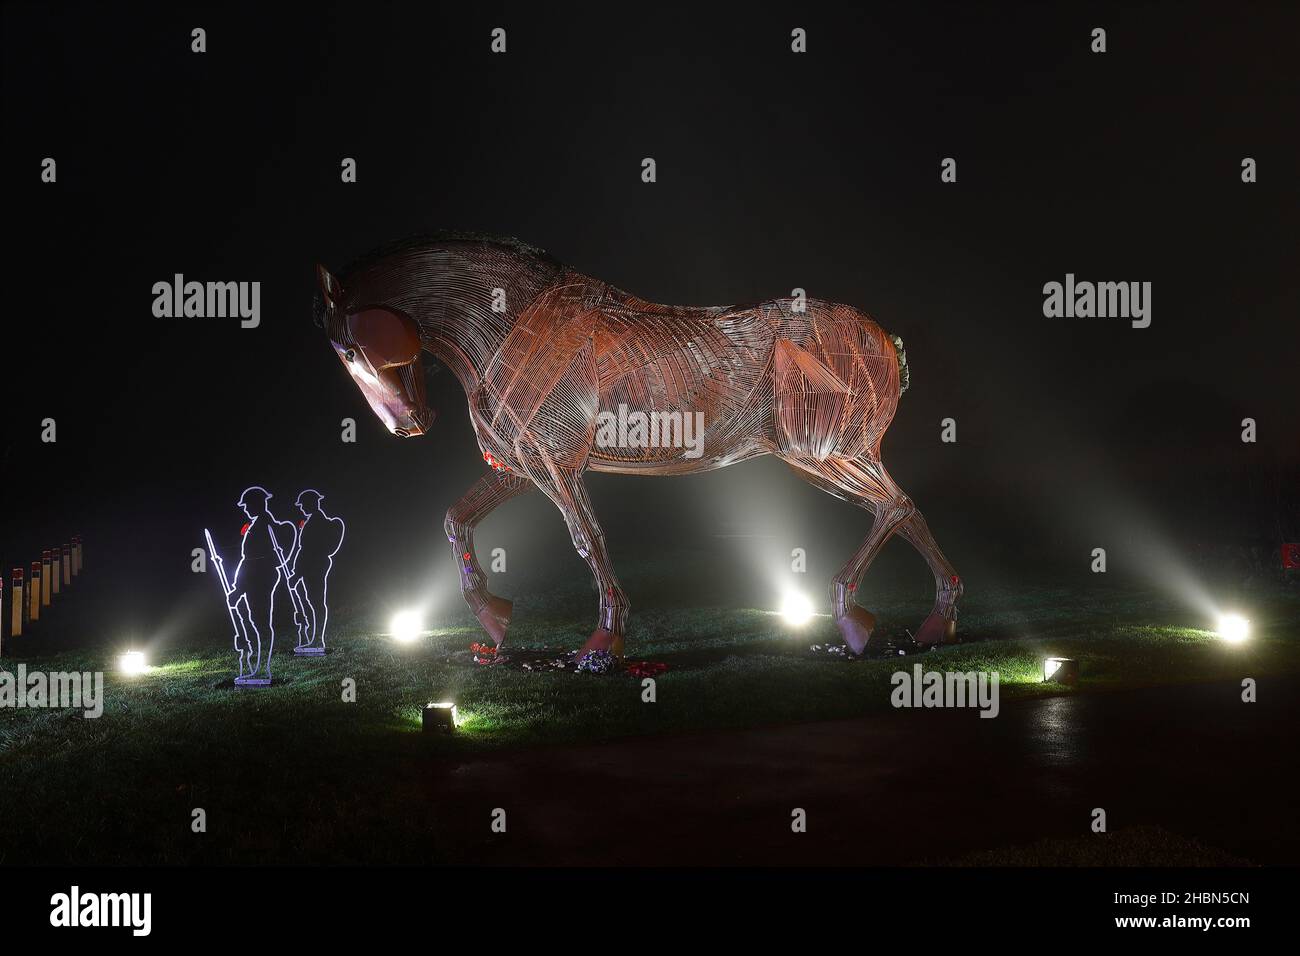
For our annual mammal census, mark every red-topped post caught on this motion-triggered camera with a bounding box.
[9,568,22,639]
[30,561,41,621]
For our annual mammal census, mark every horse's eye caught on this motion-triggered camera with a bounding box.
[344,348,356,363]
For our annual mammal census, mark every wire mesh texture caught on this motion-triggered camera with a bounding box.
[315,234,959,655]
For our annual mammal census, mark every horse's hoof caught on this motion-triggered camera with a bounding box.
[579,627,625,659]
[836,605,878,655]
[914,612,957,646]
[475,595,513,646]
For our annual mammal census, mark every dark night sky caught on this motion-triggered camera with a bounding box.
[2,2,1297,636]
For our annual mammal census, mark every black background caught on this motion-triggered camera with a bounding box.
[2,1,1298,638]
[2,864,1283,939]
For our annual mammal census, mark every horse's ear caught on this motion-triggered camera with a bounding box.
[316,264,343,310]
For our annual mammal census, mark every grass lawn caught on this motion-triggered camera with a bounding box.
[1,557,1296,864]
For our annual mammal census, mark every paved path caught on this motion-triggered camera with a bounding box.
[426,678,1297,864]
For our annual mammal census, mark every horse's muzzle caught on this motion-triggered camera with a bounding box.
[392,404,435,438]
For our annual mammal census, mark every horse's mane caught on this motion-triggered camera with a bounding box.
[312,231,556,329]
[338,231,554,280]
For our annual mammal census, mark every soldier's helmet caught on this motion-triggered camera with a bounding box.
[295,489,324,512]
[237,486,272,511]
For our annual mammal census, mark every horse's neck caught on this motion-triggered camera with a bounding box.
[424,309,511,394]
[415,253,562,394]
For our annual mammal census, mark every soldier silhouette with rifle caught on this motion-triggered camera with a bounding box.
[288,489,345,654]
[224,486,300,683]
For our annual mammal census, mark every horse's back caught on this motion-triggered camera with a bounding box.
[507,273,901,469]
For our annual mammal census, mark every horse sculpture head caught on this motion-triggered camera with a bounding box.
[314,264,434,438]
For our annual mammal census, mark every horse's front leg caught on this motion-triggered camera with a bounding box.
[444,470,533,646]
[531,466,629,658]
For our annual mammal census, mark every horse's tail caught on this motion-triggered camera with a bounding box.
[887,333,909,395]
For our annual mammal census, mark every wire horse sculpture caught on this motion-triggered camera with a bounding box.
[314,233,962,658]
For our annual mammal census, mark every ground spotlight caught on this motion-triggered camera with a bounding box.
[390,610,423,643]
[1216,613,1250,643]
[119,650,148,675]
[422,701,458,733]
[779,590,814,627]
[1042,657,1078,685]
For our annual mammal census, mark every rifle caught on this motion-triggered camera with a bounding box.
[266,520,310,645]
[205,528,250,671]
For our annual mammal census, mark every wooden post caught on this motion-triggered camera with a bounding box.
[72,535,81,576]
[50,547,61,597]
[62,544,71,586]
[75,535,83,573]
[30,562,41,621]
[9,568,21,639]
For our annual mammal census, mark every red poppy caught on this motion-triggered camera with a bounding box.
[625,661,669,678]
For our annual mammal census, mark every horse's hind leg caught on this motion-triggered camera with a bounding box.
[895,512,963,646]
[445,471,533,646]
[784,455,914,653]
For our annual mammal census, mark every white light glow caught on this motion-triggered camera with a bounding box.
[428,701,458,723]
[1043,658,1063,680]
[423,697,460,728]
[1216,613,1250,643]
[119,650,148,675]
[390,610,423,643]
[780,591,814,627]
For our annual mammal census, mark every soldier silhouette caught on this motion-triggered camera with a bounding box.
[228,486,299,683]
[287,490,345,654]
